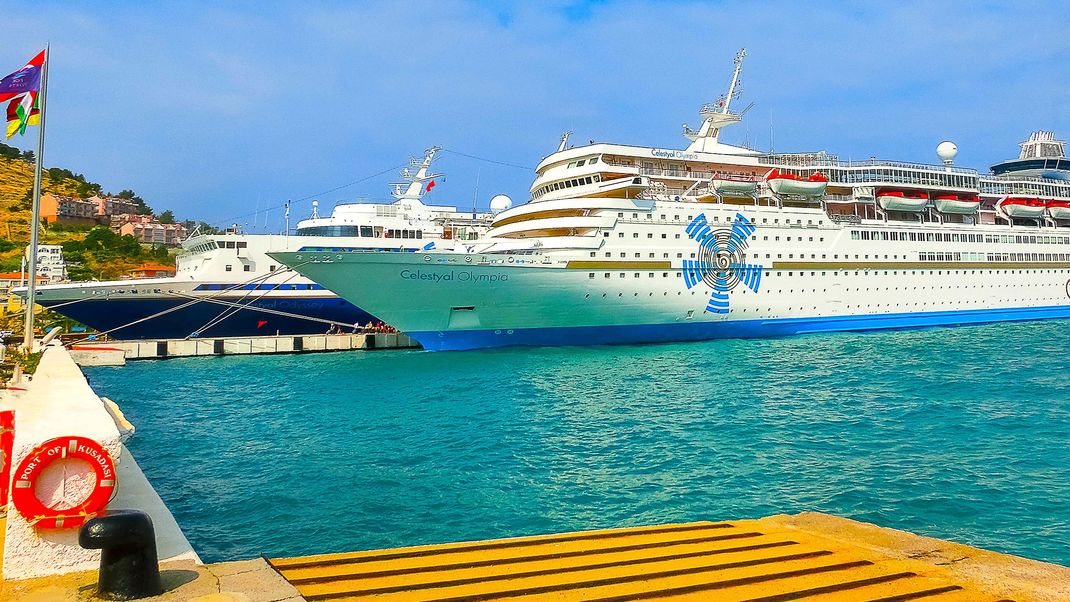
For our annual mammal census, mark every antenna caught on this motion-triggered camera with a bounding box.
[558,131,572,152]
[721,48,746,116]
[769,109,774,153]
[472,168,481,217]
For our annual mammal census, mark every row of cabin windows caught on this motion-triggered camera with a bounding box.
[920,251,1070,262]
[218,240,248,249]
[585,268,1070,279]
[566,157,599,168]
[533,173,601,199]
[297,226,423,239]
[851,230,1070,245]
[618,213,825,227]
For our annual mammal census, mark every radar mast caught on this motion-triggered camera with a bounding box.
[683,49,749,153]
[390,146,443,203]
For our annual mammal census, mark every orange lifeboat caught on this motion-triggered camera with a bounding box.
[877,189,929,212]
[1047,199,1070,220]
[933,193,980,214]
[765,169,828,196]
[998,196,1047,219]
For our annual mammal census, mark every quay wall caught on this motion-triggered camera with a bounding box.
[71,332,419,364]
[1,344,199,580]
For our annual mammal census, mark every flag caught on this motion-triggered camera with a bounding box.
[425,180,436,193]
[6,91,38,139]
[0,50,45,103]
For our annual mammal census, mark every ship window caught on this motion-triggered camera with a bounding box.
[225,265,232,271]
[589,273,595,278]
[360,226,373,237]
[604,232,609,237]
[633,233,639,238]
[618,233,624,237]
[416,230,423,239]
[589,156,598,164]
[576,159,586,167]
[237,241,247,248]
[270,265,276,271]
[244,265,252,272]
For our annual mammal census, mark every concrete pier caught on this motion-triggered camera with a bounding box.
[269,514,1070,601]
[0,345,198,580]
[70,332,420,365]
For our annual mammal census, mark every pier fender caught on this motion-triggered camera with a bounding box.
[11,435,117,529]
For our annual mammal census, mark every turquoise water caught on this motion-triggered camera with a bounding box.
[84,320,1070,565]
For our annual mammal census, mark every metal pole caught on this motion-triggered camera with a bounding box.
[22,45,48,351]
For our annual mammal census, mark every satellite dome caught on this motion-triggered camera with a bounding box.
[490,194,513,212]
[936,141,958,164]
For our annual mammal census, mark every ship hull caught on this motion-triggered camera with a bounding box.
[270,250,1070,351]
[35,294,376,339]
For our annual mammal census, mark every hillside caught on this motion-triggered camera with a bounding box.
[0,144,173,279]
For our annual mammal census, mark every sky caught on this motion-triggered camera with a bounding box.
[2,1,1068,232]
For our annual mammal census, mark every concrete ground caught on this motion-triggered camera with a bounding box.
[0,516,302,602]
[4,512,1070,600]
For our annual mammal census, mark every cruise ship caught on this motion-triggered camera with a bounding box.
[24,148,496,339]
[270,50,1070,351]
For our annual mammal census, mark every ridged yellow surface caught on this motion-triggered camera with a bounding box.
[268,520,1016,601]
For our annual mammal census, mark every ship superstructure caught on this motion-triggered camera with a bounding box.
[271,51,1070,350]
[24,148,495,339]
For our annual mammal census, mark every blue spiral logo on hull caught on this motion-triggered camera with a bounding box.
[684,213,763,314]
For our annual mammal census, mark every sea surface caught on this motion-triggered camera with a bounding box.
[84,320,1070,565]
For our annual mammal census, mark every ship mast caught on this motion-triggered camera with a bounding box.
[683,48,748,153]
[391,146,443,203]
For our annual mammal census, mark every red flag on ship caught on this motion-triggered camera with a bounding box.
[425,180,436,193]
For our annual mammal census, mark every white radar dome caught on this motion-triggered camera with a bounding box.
[490,194,513,213]
[936,141,958,164]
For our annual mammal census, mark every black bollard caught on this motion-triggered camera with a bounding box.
[79,510,163,600]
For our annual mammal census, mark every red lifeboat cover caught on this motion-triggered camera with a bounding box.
[808,171,828,182]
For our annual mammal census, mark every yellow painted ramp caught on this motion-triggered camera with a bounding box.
[267,518,1028,601]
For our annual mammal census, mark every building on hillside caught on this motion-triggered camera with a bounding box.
[0,272,47,317]
[39,193,98,226]
[127,263,176,279]
[90,195,140,218]
[117,220,188,246]
[24,244,67,282]
[0,271,46,290]
[110,213,154,228]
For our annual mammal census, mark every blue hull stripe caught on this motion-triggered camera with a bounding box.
[408,305,1070,351]
[37,297,379,340]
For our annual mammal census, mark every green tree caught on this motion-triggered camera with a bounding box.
[158,210,175,224]
[116,189,153,215]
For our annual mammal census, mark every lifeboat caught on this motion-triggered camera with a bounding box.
[998,196,1047,219]
[765,169,828,196]
[876,189,929,212]
[711,174,758,195]
[1047,199,1070,220]
[933,193,980,214]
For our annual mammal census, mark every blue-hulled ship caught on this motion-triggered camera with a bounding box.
[20,147,495,339]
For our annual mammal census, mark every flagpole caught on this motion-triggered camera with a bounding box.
[22,45,48,351]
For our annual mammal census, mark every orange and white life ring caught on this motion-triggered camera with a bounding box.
[11,436,117,529]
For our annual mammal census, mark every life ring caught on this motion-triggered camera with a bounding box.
[11,436,117,529]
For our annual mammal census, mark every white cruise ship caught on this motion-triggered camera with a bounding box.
[24,147,495,339]
[270,50,1070,351]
